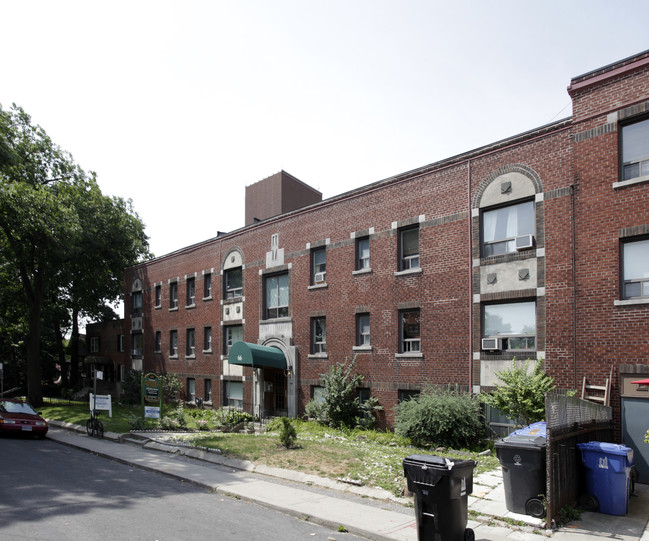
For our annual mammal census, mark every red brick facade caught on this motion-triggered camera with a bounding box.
[111,51,649,430]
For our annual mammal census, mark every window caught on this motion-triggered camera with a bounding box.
[132,291,143,316]
[483,301,536,351]
[186,328,195,357]
[155,285,161,307]
[204,273,212,298]
[187,378,196,403]
[224,380,243,409]
[224,325,243,355]
[170,282,178,309]
[622,238,649,299]
[311,385,325,404]
[170,330,178,357]
[117,334,124,352]
[399,226,420,270]
[225,268,242,299]
[312,248,326,284]
[621,118,649,181]
[399,309,420,353]
[204,379,212,403]
[398,389,420,403]
[203,326,212,352]
[132,333,143,357]
[356,237,370,270]
[264,272,289,319]
[482,200,534,257]
[311,317,326,354]
[356,313,370,346]
[154,331,161,352]
[186,277,195,306]
[90,337,100,353]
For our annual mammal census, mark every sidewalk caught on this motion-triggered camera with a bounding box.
[46,421,649,541]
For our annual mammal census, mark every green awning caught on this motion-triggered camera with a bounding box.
[228,341,287,370]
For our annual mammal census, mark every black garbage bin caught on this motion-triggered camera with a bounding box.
[403,454,476,541]
[495,422,547,518]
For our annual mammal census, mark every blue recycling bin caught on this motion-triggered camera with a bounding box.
[577,442,634,516]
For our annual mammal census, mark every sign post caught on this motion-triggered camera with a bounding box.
[142,373,162,419]
[0,362,3,397]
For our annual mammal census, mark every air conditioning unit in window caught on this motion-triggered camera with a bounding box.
[481,337,503,351]
[314,271,326,283]
[515,234,534,251]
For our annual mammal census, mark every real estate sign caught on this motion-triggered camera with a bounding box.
[141,372,162,419]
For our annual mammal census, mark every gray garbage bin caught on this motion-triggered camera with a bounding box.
[403,454,476,541]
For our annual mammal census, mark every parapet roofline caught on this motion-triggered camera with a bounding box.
[568,49,649,95]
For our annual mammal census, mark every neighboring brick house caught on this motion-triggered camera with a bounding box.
[111,51,649,441]
[85,320,128,395]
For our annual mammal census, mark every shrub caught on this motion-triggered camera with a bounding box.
[395,387,485,449]
[278,417,297,448]
[480,359,555,426]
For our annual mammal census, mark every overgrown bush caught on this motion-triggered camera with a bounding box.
[395,387,485,449]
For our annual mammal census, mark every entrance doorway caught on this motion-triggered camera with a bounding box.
[263,367,288,418]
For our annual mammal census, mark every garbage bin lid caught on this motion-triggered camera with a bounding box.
[403,454,476,470]
[496,434,547,449]
[577,441,634,459]
[510,421,547,438]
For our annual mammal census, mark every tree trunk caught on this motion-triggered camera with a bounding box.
[26,301,43,407]
[69,308,80,388]
[54,323,68,387]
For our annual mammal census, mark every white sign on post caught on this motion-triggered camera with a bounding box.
[90,393,113,418]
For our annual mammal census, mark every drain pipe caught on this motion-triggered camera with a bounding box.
[467,160,474,392]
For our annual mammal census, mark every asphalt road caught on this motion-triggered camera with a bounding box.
[0,435,360,541]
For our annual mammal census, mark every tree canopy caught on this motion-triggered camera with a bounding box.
[0,103,150,405]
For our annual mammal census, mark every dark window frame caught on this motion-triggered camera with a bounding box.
[398,225,420,271]
[399,308,421,353]
[264,272,289,319]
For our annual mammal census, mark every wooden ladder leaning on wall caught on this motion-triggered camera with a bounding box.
[581,367,613,407]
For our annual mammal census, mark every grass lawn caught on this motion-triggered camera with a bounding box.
[42,401,500,497]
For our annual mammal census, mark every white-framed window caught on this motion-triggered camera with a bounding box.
[170,330,178,357]
[483,301,536,351]
[399,309,420,353]
[187,378,196,403]
[225,268,242,299]
[482,200,535,257]
[311,317,326,354]
[186,328,195,357]
[224,380,243,409]
[356,237,370,270]
[356,313,370,346]
[203,326,212,352]
[204,273,212,299]
[399,226,420,271]
[622,238,649,299]
[264,272,289,319]
[621,117,649,182]
[90,336,100,353]
[170,282,178,309]
[131,333,143,357]
[225,325,243,355]
[312,248,326,284]
[186,277,195,306]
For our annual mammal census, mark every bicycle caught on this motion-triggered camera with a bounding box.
[86,412,104,438]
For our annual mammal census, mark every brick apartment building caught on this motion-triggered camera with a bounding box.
[88,50,649,468]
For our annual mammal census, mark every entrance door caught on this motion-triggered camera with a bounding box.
[622,397,649,483]
[263,368,288,418]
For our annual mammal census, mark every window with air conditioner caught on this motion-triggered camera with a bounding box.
[482,301,536,351]
[621,117,649,182]
[225,267,242,299]
[312,247,326,284]
[482,201,535,257]
[622,237,649,299]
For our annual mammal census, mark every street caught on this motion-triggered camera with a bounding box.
[0,436,360,540]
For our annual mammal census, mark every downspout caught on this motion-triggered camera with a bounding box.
[467,160,474,392]
[571,182,577,388]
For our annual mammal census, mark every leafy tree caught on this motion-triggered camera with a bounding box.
[0,103,149,405]
[480,359,555,426]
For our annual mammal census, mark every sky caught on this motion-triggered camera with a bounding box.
[2,1,648,260]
